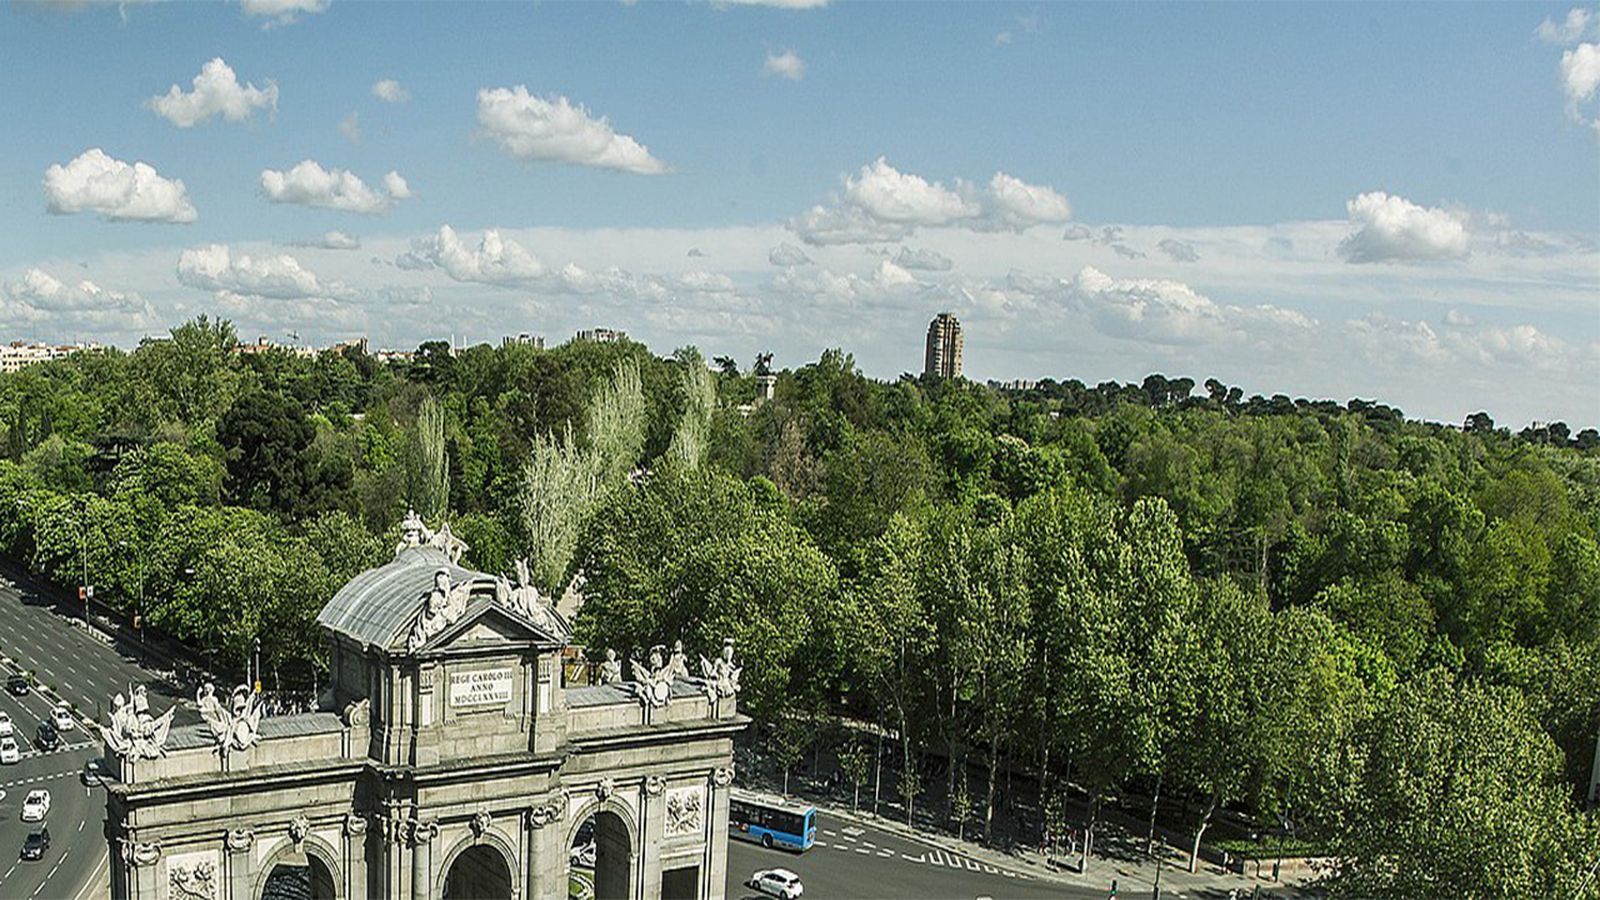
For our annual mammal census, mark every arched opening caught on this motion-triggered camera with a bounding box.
[568,810,631,900]
[443,844,513,900]
[261,852,336,900]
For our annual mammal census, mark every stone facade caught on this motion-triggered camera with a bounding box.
[104,544,746,900]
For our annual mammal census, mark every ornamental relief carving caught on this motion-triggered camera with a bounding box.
[664,785,705,839]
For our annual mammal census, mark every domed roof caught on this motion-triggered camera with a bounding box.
[317,545,489,650]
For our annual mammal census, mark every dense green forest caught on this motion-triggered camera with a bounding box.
[0,317,1595,896]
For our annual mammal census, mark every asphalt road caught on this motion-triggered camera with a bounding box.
[0,562,193,900]
[726,811,1116,900]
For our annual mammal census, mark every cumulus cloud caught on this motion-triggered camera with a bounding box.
[1352,312,1575,371]
[476,87,668,174]
[43,148,197,223]
[893,246,953,271]
[372,78,410,103]
[177,244,337,300]
[290,230,361,251]
[398,225,546,284]
[1537,7,1595,44]
[1337,191,1470,263]
[1157,238,1200,263]
[768,243,813,266]
[1561,42,1600,111]
[148,58,277,128]
[239,0,327,26]
[3,268,148,315]
[791,158,1070,245]
[259,161,412,214]
[762,50,806,80]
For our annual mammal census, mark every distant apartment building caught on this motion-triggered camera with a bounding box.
[576,328,628,344]
[0,340,102,374]
[924,312,963,379]
[327,337,369,356]
[235,335,314,358]
[988,378,1038,391]
[504,333,545,349]
[374,348,416,364]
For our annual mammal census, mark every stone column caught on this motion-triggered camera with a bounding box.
[410,819,439,900]
[526,796,567,900]
[224,828,254,899]
[706,767,734,900]
[638,779,664,900]
[343,813,370,899]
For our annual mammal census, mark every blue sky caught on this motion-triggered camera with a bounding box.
[0,1,1596,427]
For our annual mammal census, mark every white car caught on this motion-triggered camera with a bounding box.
[748,868,803,899]
[569,842,596,868]
[0,737,19,765]
[0,711,12,737]
[20,790,48,823]
[50,706,74,732]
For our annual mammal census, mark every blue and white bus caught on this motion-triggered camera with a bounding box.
[729,790,816,852]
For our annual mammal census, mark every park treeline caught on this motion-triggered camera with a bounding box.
[0,317,1594,896]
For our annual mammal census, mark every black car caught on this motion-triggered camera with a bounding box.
[20,827,49,861]
[81,757,110,786]
[6,675,28,696]
[35,721,58,751]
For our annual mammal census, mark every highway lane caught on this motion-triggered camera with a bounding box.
[0,560,197,900]
[726,811,1115,900]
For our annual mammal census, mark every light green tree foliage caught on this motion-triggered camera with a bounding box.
[412,392,450,521]
[1326,670,1600,899]
[573,466,837,720]
[667,352,717,471]
[109,442,223,508]
[584,359,646,486]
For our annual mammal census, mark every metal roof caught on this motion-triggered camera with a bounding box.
[165,711,345,751]
[315,546,486,650]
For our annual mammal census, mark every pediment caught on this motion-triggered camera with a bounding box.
[405,600,566,655]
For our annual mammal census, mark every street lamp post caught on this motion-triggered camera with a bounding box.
[253,636,261,694]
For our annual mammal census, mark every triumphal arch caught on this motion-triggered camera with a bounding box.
[103,516,748,900]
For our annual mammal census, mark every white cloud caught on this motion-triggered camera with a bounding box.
[177,244,336,300]
[476,87,668,174]
[259,161,412,214]
[4,268,147,314]
[762,50,806,80]
[291,230,361,251]
[791,158,1070,244]
[398,225,546,284]
[43,148,197,223]
[1537,7,1595,44]
[372,78,410,103]
[148,58,277,128]
[239,0,327,26]
[893,246,953,271]
[339,112,361,144]
[979,172,1072,231]
[769,243,813,266]
[1337,191,1470,263]
[1561,42,1600,109]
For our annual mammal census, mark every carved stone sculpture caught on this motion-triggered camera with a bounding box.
[644,774,666,796]
[698,638,742,700]
[407,569,473,652]
[631,647,673,708]
[666,640,690,681]
[288,815,311,845]
[408,819,439,846]
[168,860,216,900]
[196,683,265,757]
[496,558,569,638]
[470,810,492,839]
[664,786,705,838]
[712,765,736,788]
[102,684,176,761]
[396,510,468,563]
[597,649,623,685]
[343,812,369,837]
[224,828,253,854]
[121,840,162,867]
[528,798,565,829]
[595,778,615,802]
[342,697,370,728]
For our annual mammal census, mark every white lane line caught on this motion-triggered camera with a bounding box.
[854,848,871,855]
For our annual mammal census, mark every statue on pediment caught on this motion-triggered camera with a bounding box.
[407,569,473,651]
[395,510,467,564]
[699,638,742,700]
[102,684,176,761]
[197,683,265,757]
[597,649,623,685]
[631,646,673,707]
[497,558,568,639]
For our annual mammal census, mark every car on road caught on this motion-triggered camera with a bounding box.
[20,826,49,861]
[569,841,596,868]
[0,737,19,764]
[50,705,74,732]
[6,674,29,696]
[747,868,804,899]
[82,757,111,786]
[0,711,12,737]
[35,721,59,751]
[20,789,49,822]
